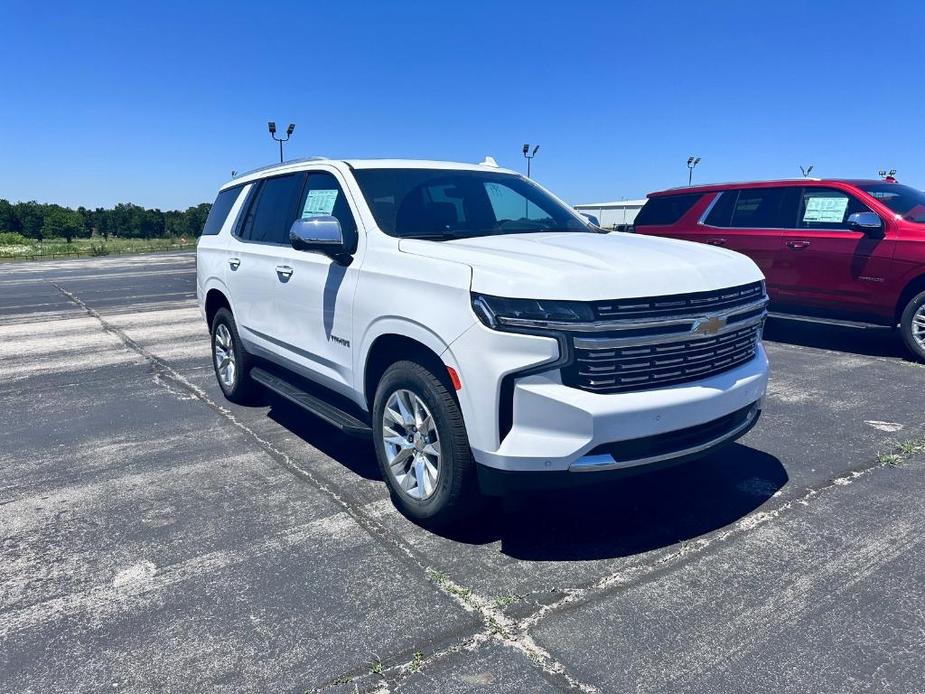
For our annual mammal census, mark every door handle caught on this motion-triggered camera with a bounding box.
[706,238,727,246]
[275,265,294,278]
[787,240,811,250]
[228,257,241,269]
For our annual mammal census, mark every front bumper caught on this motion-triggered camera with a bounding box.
[467,342,768,474]
[477,406,761,495]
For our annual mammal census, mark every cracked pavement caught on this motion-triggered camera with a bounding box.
[1,251,924,693]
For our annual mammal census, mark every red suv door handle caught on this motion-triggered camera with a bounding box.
[787,240,811,250]
[707,238,727,246]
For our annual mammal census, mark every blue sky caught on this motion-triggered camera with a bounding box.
[1,0,923,210]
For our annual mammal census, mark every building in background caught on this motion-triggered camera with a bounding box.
[574,198,647,230]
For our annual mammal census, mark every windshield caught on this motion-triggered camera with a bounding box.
[352,168,589,239]
[859,183,925,223]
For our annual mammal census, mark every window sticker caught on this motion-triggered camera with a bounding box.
[302,189,339,218]
[803,195,848,223]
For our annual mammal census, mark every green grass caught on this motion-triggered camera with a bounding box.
[876,435,925,467]
[0,236,195,262]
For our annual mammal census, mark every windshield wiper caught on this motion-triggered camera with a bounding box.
[400,233,465,241]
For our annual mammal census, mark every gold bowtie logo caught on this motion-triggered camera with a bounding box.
[693,316,726,336]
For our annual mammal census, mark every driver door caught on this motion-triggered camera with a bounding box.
[775,186,895,318]
[273,169,363,397]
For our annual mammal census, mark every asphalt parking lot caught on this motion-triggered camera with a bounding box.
[2,251,924,693]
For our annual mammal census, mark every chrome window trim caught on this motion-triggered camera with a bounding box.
[697,191,724,225]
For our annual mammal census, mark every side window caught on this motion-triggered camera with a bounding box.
[704,191,736,227]
[728,187,798,229]
[201,186,243,236]
[298,172,359,253]
[634,193,702,226]
[798,187,870,230]
[240,173,306,244]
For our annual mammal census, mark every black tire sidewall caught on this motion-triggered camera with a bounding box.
[372,361,475,524]
[900,290,925,361]
[211,307,252,400]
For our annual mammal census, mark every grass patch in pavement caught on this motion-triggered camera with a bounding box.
[876,435,925,467]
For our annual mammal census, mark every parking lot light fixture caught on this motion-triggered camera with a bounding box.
[268,121,295,163]
[523,143,539,179]
[686,156,701,186]
[800,164,814,178]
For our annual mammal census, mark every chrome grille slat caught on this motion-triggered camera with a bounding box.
[562,285,765,394]
[594,281,764,320]
[578,343,757,379]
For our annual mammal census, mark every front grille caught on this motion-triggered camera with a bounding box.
[592,281,764,321]
[562,322,762,394]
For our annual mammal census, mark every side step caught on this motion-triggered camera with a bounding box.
[250,367,372,438]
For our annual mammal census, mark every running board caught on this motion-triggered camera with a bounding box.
[767,312,892,330]
[250,367,372,438]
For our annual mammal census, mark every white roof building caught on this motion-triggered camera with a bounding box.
[574,199,648,228]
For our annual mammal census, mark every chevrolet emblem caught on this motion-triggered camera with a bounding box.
[692,316,726,336]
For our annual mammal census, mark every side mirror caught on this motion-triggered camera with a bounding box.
[847,211,884,237]
[289,216,352,264]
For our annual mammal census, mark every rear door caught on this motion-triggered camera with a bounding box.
[698,186,799,294]
[224,172,307,352]
[775,186,895,318]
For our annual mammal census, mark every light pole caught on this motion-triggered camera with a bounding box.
[268,121,295,163]
[879,168,897,182]
[522,144,539,178]
[686,156,701,186]
[800,164,814,178]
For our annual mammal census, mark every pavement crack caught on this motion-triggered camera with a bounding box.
[519,443,925,633]
[45,279,600,693]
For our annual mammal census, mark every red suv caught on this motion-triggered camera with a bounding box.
[634,179,925,360]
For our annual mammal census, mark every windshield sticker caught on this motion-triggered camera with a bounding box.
[803,195,848,223]
[302,189,338,218]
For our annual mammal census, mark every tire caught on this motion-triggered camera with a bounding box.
[900,289,925,362]
[372,360,481,528]
[210,307,259,404]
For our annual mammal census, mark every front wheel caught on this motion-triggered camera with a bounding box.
[899,290,925,362]
[372,360,481,528]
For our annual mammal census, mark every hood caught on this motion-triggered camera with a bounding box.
[398,232,764,301]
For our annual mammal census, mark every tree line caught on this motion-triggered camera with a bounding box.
[0,199,212,243]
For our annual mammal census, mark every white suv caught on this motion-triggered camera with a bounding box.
[197,158,769,526]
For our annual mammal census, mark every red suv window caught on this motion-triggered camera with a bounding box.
[635,193,703,226]
[705,187,799,229]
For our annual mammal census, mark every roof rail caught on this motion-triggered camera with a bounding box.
[663,177,821,191]
[233,156,329,179]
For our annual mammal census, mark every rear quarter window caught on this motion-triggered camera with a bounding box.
[201,185,243,236]
[634,193,702,226]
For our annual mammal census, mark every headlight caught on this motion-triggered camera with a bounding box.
[472,293,595,330]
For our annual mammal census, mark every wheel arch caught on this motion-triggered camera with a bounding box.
[363,333,454,413]
[896,273,925,323]
[205,288,232,327]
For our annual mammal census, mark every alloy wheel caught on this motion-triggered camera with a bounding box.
[214,323,236,388]
[381,389,441,500]
[913,304,925,350]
